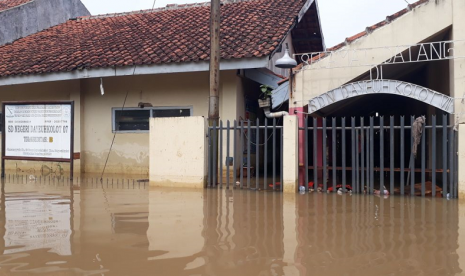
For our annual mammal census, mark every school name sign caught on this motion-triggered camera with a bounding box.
[3,103,73,160]
[308,79,454,114]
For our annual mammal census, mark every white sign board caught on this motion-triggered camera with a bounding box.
[4,103,72,160]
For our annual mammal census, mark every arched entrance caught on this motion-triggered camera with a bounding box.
[308,80,454,115]
[301,82,457,198]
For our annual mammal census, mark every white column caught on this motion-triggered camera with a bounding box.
[283,116,299,193]
[452,0,465,198]
[69,80,83,173]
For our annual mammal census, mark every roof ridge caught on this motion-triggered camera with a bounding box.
[326,0,429,52]
[76,0,254,21]
[292,0,430,71]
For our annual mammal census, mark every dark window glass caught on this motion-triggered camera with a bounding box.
[152,109,191,118]
[114,110,150,131]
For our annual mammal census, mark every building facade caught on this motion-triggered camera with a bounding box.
[0,0,324,175]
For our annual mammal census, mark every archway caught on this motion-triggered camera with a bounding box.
[308,80,454,115]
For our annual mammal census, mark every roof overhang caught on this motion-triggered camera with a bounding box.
[0,57,269,87]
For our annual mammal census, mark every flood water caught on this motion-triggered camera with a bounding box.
[0,179,464,275]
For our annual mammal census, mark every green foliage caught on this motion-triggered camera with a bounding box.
[260,85,273,99]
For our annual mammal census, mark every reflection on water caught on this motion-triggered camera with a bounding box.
[0,180,462,275]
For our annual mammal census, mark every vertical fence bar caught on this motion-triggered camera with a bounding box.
[281,126,284,192]
[421,121,426,197]
[305,117,309,191]
[273,118,276,190]
[226,121,230,189]
[351,117,356,193]
[323,118,327,192]
[240,121,244,189]
[219,120,223,189]
[361,118,365,194]
[432,116,436,197]
[380,117,384,195]
[449,127,454,199]
[443,114,447,198]
[401,116,405,195]
[208,126,212,188]
[366,125,370,194]
[390,116,394,195]
[455,130,459,198]
[247,120,251,189]
[313,118,318,191]
[264,119,268,190]
[342,117,346,192]
[332,117,337,193]
[213,121,217,188]
[410,116,415,196]
[370,117,374,195]
[256,118,260,190]
[233,120,237,188]
[355,127,359,194]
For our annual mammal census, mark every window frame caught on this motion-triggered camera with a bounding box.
[112,106,193,133]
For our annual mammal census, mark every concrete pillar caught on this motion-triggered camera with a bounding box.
[289,107,306,188]
[452,0,465,198]
[283,116,299,193]
[459,127,465,198]
[149,117,207,188]
[69,82,83,174]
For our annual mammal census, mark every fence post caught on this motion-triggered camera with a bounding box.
[283,116,299,193]
[458,125,465,198]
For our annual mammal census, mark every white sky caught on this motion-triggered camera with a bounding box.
[80,0,409,48]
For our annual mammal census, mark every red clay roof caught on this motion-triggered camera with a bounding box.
[0,0,31,12]
[0,0,310,77]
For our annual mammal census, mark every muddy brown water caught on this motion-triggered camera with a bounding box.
[0,180,463,275]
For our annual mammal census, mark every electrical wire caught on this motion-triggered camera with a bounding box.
[100,91,129,182]
[100,65,137,181]
[152,0,157,10]
[241,117,282,146]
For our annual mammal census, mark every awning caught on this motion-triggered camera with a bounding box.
[271,81,289,109]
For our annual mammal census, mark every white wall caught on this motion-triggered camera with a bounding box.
[149,116,207,188]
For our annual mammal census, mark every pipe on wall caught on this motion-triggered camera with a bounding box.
[264,107,289,118]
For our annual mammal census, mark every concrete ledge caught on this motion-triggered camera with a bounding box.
[149,116,207,188]
[150,178,205,189]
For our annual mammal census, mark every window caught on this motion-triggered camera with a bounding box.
[112,107,192,132]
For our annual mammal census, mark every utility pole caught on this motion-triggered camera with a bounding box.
[209,0,220,124]
[208,0,220,187]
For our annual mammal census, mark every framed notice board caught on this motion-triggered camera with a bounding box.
[1,101,75,179]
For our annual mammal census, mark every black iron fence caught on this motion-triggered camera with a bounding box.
[300,115,458,198]
[207,119,284,191]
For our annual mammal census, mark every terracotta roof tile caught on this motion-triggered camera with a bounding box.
[0,0,309,77]
[0,0,31,12]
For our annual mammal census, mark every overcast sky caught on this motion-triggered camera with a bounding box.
[80,0,408,48]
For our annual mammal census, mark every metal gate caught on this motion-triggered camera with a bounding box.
[300,114,458,198]
[207,119,284,191]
